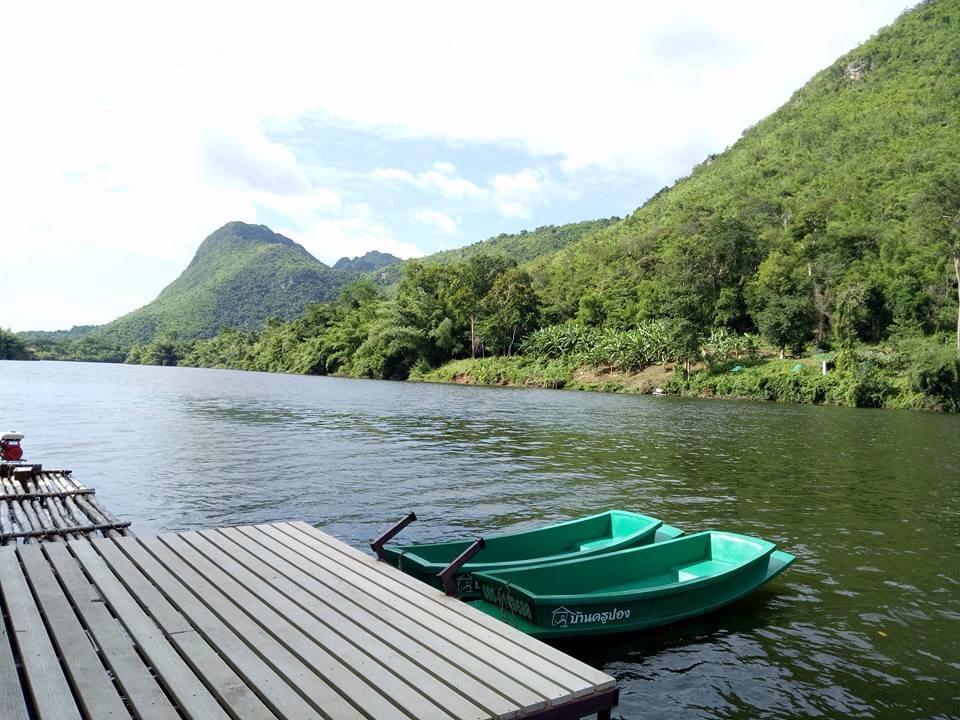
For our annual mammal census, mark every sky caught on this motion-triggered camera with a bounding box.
[1,1,914,332]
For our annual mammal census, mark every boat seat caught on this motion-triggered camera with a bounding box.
[674,559,730,581]
[577,537,618,552]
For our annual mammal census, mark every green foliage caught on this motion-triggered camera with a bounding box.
[0,328,31,360]
[425,219,620,267]
[522,320,685,370]
[27,335,125,363]
[701,328,760,365]
[833,351,898,408]
[906,342,960,411]
[128,332,192,367]
[15,326,97,344]
[675,362,841,405]
[478,268,540,355]
[413,356,578,389]
[750,251,816,356]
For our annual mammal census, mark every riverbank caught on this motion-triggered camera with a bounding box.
[411,347,960,412]
[15,331,960,413]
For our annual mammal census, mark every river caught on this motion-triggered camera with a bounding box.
[3,360,959,718]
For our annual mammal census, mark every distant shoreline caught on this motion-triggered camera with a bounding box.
[10,350,959,414]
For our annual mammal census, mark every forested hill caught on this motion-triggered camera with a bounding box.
[534,0,960,345]
[91,222,358,346]
[369,218,620,287]
[429,218,620,265]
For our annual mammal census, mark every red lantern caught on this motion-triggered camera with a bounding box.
[1,432,24,462]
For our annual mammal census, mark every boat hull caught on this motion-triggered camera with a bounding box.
[470,537,794,638]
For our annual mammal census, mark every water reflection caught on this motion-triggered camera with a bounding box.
[3,360,959,718]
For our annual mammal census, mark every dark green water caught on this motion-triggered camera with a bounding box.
[3,361,959,718]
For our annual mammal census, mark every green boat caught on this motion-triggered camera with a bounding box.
[381,510,684,597]
[468,531,795,638]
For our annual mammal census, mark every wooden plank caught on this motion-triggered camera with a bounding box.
[275,523,606,695]
[0,548,81,719]
[230,525,538,717]
[136,534,361,720]
[43,543,182,720]
[111,536,324,720]
[17,545,129,718]
[257,524,573,703]
[198,527,492,720]
[91,538,278,720]
[0,558,31,720]
[159,532,419,720]
[67,541,231,720]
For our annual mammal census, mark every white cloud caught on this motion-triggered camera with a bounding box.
[201,122,310,195]
[490,169,548,219]
[373,165,485,199]
[432,161,456,174]
[422,171,485,199]
[412,209,458,234]
[374,163,551,218]
[371,167,417,184]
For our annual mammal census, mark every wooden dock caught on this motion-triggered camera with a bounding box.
[1,519,619,719]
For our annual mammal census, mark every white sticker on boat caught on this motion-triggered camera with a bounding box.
[481,585,533,619]
[551,606,631,627]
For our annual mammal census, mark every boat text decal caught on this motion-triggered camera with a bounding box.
[550,605,631,627]
[481,585,533,619]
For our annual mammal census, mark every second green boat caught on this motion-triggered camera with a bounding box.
[469,531,795,638]
[382,510,684,597]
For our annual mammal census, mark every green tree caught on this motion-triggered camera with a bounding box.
[917,171,960,350]
[0,329,30,360]
[138,332,187,366]
[750,251,816,358]
[449,255,514,357]
[478,268,541,355]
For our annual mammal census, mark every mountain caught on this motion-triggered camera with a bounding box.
[533,0,960,341]
[333,251,401,272]
[94,222,356,345]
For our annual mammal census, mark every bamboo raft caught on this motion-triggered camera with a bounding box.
[0,464,619,720]
[0,465,131,544]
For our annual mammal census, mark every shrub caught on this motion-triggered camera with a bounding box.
[907,344,960,412]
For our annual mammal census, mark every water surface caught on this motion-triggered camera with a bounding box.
[3,361,958,718]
